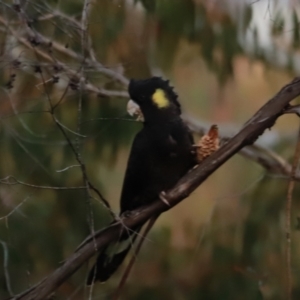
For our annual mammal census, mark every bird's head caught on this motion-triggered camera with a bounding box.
[127,77,181,122]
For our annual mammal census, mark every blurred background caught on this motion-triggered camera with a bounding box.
[0,0,300,299]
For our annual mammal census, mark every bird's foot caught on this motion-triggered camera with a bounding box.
[188,164,199,172]
[120,210,140,218]
[159,191,170,206]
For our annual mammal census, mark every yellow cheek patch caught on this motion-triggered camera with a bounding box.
[152,89,170,108]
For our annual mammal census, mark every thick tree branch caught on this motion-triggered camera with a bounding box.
[9,78,300,300]
[184,111,300,180]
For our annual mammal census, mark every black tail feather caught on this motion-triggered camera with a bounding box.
[87,247,132,284]
[86,227,140,285]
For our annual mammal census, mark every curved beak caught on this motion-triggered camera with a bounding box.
[127,99,144,122]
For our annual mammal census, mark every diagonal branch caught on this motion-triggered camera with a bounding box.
[9,78,300,300]
[184,111,300,180]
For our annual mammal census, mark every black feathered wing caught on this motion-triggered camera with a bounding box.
[120,130,152,212]
[87,131,149,284]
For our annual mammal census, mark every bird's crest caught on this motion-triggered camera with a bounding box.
[129,77,181,114]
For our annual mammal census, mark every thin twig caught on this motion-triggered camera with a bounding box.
[4,125,50,174]
[36,62,113,214]
[0,176,86,190]
[56,165,81,173]
[53,117,87,138]
[1,87,46,138]
[79,3,100,298]
[0,196,29,221]
[52,114,112,212]
[0,15,129,98]
[285,123,300,300]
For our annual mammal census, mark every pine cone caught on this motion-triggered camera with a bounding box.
[195,124,219,162]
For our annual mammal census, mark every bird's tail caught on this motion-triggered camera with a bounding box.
[86,226,140,285]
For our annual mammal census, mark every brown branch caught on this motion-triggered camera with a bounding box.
[9,78,300,300]
[183,113,300,180]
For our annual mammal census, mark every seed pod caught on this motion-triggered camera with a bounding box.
[196,124,219,162]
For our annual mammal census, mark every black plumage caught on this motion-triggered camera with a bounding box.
[87,77,196,284]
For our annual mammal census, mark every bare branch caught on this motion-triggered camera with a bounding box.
[0,196,29,221]
[0,11,129,87]
[285,123,300,300]
[0,16,129,98]
[183,115,300,180]
[0,176,86,191]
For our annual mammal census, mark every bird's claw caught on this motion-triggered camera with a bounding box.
[188,164,199,173]
[159,191,171,206]
[121,210,140,218]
